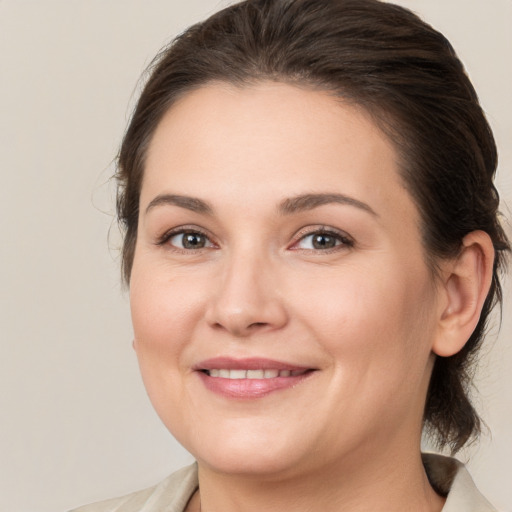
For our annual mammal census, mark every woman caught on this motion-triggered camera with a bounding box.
[73,0,509,510]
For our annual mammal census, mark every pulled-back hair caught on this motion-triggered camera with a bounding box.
[116,0,509,453]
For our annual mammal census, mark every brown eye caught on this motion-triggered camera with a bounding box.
[311,233,337,249]
[169,231,212,249]
[294,229,353,251]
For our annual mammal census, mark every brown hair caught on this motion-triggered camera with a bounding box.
[116,0,509,453]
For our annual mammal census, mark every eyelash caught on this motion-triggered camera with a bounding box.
[156,226,215,252]
[290,227,354,253]
[156,226,354,253]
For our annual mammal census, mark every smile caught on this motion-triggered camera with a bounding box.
[203,369,308,379]
[195,358,315,398]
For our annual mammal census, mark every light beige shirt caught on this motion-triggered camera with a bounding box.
[70,454,497,512]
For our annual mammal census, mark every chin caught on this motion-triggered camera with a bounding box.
[196,447,303,477]
[174,420,312,477]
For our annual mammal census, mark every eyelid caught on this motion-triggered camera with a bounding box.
[154,224,353,252]
[156,225,217,249]
[289,225,354,251]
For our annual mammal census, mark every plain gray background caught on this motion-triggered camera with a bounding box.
[1,1,511,511]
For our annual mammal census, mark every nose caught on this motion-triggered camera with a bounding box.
[204,251,289,338]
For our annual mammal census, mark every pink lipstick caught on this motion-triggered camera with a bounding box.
[194,357,315,398]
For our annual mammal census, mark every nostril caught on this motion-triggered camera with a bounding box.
[205,296,289,336]
[248,322,267,329]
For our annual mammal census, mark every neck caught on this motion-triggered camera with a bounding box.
[194,446,445,512]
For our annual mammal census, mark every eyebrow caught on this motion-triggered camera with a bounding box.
[145,194,214,215]
[278,193,378,217]
[144,192,377,217]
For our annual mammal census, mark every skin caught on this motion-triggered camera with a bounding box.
[130,82,493,512]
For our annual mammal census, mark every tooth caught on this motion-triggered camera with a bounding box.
[247,369,264,379]
[229,369,247,379]
[206,368,303,379]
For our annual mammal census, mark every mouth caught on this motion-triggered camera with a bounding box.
[195,358,316,398]
[201,368,310,379]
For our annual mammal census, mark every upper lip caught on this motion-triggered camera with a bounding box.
[194,357,312,371]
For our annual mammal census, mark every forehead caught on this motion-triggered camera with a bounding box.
[142,81,416,223]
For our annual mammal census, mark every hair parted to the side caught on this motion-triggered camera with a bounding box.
[116,0,509,453]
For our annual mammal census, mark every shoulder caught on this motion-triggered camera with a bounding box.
[422,453,497,512]
[69,463,198,512]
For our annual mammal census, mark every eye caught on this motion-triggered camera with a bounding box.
[163,230,215,250]
[292,229,353,251]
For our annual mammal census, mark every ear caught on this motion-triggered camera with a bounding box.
[433,231,495,357]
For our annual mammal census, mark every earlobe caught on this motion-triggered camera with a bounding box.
[433,231,495,358]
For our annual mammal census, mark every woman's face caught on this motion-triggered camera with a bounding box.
[130,82,443,477]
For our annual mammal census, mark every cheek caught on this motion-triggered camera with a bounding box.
[294,261,437,377]
[128,257,207,404]
[129,268,198,430]
[130,257,205,349]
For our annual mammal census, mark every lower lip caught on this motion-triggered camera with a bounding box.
[197,371,314,399]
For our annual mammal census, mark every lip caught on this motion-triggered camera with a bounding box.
[195,357,311,372]
[194,357,316,399]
